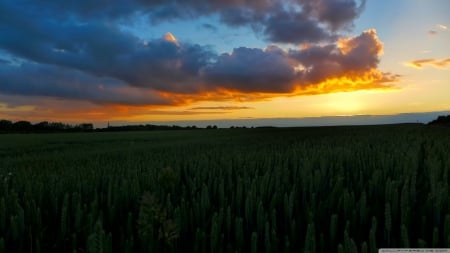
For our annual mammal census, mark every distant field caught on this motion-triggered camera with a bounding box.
[0,124,449,252]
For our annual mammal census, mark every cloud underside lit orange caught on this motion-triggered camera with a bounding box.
[406,58,450,69]
[0,68,398,123]
[0,29,401,123]
[160,69,398,105]
[154,29,399,107]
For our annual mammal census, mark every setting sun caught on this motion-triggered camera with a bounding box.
[323,93,365,115]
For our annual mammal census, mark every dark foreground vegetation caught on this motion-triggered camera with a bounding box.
[0,124,449,252]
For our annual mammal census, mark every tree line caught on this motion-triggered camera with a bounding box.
[0,120,94,133]
[0,120,216,133]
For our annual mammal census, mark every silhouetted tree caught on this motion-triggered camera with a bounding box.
[0,119,12,131]
[49,122,66,131]
[34,121,50,131]
[429,115,450,126]
[79,123,94,131]
[13,120,32,132]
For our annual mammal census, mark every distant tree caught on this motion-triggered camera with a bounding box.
[13,120,32,131]
[0,119,13,131]
[428,115,450,126]
[34,121,50,131]
[79,123,94,131]
[49,122,66,131]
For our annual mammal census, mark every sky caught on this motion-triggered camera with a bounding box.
[0,0,449,126]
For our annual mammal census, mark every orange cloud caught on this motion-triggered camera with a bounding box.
[0,96,236,125]
[190,106,253,110]
[337,29,384,56]
[295,70,399,95]
[155,68,399,106]
[0,66,399,124]
[405,58,450,69]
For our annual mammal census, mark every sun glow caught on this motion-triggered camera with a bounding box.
[319,92,365,115]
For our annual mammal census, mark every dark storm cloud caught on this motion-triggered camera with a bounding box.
[263,10,333,44]
[202,46,297,93]
[0,1,213,93]
[0,0,365,43]
[141,0,365,32]
[0,0,393,106]
[0,2,135,71]
[298,0,367,30]
[109,39,214,93]
[0,63,171,105]
[219,7,263,27]
[144,0,366,42]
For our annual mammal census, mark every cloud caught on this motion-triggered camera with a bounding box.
[0,0,367,45]
[0,95,230,124]
[298,0,367,31]
[405,58,450,69]
[202,28,391,95]
[190,106,253,110]
[437,24,448,31]
[289,29,389,84]
[0,0,397,113]
[0,26,395,106]
[202,46,297,93]
[428,24,448,35]
[0,6,213,93]
[202,23,218,32]
[216,1,364,44]
[262,10,333,44]
[144,0,367,36]
[0,63,173,105]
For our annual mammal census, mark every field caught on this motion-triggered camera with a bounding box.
[0,124,449,252]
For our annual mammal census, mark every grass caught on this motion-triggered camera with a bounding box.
[0,124,449,252]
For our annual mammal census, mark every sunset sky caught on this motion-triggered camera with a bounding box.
[0,0,449,126]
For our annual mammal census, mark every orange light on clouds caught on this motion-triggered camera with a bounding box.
[337,29,384,56]
[163,32,179,45]
[293,69,398,96]
[405,58,450,69]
